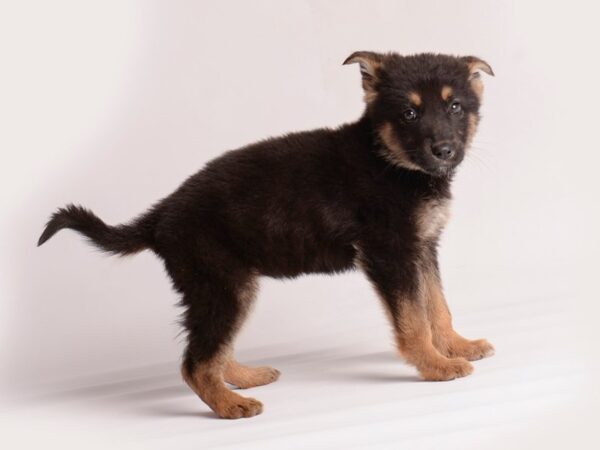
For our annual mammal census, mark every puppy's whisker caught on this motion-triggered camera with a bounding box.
[465,151,494,173]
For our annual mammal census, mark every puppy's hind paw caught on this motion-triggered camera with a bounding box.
[419,357,474,381]
[215,396,264,419]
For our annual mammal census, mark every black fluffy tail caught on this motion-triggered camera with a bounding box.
[37,204,156,256]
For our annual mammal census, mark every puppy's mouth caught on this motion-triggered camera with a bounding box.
[403,148,461,177]
[417,156,464,178]
[421,147,465,177]
[429,164,456,178]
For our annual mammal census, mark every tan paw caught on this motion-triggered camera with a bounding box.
[448,339,495,361]
[225,365,281,389]
[247,366,281,387]
[419,357,474,381]
[214,396,264,419]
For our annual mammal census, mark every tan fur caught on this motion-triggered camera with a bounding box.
[181,275,278,418]
[415,199,451,241]
[343,52,383,76]
[378,122,423,172]
[465,112,480,149]
[182,353,263,419]
[368,259,472,381]
[355,236,481,380]
[424,271,495,361]
[465,57,493,100]
[224,356,281,389]
[441,85,453,101]
[413,199,494,362]
[408,91,422,106]
[470,76,484,100]
[394,297,473,381]
[343,52,383,104]
[363,89,378,104]
[361,74,379,103]
[466,59,494,77]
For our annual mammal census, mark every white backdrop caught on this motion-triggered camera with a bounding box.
[1,1,599,449]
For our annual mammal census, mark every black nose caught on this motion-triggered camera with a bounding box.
[431,143,455,161]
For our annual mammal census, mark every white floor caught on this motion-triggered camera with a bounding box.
[3,281,596,450]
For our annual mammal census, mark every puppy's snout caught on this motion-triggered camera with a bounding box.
[431,143,455,161]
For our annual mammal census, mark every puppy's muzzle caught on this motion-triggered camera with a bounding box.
[431,143,455,161]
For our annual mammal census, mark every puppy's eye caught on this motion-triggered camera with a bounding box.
[403,108,418,122]
[449,100,462,114]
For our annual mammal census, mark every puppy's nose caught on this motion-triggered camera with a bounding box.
[431,143,455,161]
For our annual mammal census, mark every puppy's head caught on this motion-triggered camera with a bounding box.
[344,52,493,176]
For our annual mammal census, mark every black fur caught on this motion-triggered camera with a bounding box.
[38,204,157,255]
[38,52,491,386]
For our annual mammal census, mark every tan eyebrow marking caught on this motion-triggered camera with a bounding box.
[441,85,453,101]
[408,91,422,106]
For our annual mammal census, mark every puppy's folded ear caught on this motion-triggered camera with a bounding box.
[462,56,494,78]
[343,51,384,103]
[462,56,494,99]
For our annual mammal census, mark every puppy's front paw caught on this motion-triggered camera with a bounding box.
[419,357,474,381]
[253,366,281,386]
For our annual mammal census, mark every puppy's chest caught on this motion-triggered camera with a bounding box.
[414,198,452,241]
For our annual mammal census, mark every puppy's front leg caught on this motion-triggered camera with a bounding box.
[423,266,495,361]
[391,294,473,381]
[359,245,473,381]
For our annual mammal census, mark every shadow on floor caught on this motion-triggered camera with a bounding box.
[16,347,418,418]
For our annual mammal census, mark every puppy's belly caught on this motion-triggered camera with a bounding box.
[254,240,357,278]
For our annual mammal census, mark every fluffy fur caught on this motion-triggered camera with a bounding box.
[39,51,495,419]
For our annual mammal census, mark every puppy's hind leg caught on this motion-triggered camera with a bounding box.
[218,280,281,390]
[180,275,264,419]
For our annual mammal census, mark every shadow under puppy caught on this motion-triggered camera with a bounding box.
[38,51,495,419]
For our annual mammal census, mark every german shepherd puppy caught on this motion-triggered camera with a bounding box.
[38,51,495,419]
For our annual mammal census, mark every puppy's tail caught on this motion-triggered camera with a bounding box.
[37,204,156,256]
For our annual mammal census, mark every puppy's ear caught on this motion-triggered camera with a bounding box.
[462,56,494,99]
[462,56,494,78]
[343,51,384,103]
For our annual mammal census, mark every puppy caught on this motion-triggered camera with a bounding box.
[38,51,495,419]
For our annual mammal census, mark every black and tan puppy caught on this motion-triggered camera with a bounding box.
[38,51,495,419]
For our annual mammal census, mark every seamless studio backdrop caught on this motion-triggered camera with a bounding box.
[1,1,599,449]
